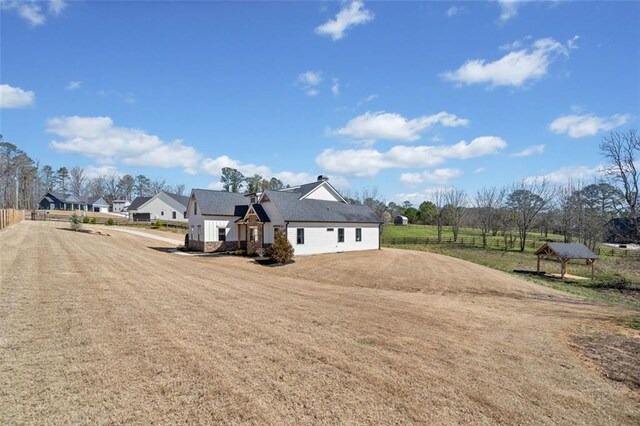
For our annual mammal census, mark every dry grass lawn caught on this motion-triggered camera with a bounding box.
[1,221,639,424]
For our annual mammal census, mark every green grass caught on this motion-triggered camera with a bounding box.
[386,243,640,308]
[619,315,640,330]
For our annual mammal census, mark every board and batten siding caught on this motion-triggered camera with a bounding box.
[287,222,379,256]
[303,185,341,202]
[204,218,238,242]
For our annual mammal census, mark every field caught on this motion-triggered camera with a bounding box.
[1,221,639,424]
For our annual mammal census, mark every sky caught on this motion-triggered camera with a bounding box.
[1,0,639,203]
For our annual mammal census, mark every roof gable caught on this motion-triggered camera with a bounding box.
[128,196,152,211]
[535,243,598,259]
[191,189,248,216]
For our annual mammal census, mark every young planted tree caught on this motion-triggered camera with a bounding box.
[444,187,467,242]
[270,229,294,264]
[432,190,445,243]
[506,180,555,251]
[474,186,505,248]
[69,212,82,231]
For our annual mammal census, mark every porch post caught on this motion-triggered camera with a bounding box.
[560,259,566,278]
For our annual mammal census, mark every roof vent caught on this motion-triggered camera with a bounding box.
[317,175,329,181]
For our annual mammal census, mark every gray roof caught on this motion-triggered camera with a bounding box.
[128,196,152,211]
[263,190,381,223]
[87,196,108,206]
[281,181,324,195]
[164,192,189,208]
[536,243,598,259]
[192,189,248,216]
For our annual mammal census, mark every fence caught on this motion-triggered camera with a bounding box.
[0,209,25,230]
[381,236,640,258]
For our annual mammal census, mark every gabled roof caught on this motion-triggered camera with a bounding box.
[164,192,189,208]
[46,192,88,204]
[87,196,108,206]
[535,243,598,259]
[235,204,271,223]
[262,190,381,223]
[191,189,248,216]
[281,181,324,195]
[128,196,152,211]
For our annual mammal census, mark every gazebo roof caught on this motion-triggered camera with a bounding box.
[535,243,598,260]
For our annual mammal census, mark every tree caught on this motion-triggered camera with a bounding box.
[474,186,505,248]
[69,166,86,196]
[404,207,419,224]
[221,167,245,193]
[40,165,56,192]
[56,167,69,193]
[69,212,82,231]
[418,201,437,225]
[134,174,151,197]
[443,188,466,241]
[172,183,186,196]
[268,177,284,190]
[245,174,263,193]
[506,180,555,251]
[118,174,135,200]
[104,174,119,204]
[269,229,294,264]
[87,176,105,198]
[150,178,167,194]
[432,190,446,243]
[600,129,639,242]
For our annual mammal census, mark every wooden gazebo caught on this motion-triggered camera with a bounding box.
[534,243,598,279]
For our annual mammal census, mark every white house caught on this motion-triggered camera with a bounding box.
[111,199,131,213]
[186,176,382,255]
[128,191,189,222]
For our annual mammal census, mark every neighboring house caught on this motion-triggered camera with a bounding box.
[128,192,189,222]
[38,192,108,212]
[394,215,409,226]
[111,199,131,213]
[186,176,382,255]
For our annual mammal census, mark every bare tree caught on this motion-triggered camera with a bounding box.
[431,190,445,243]
[172,183,186,196]
[87,176,105,198]
[117,174,135,200]
[69,167,86,197]
[506,180,555,252]
[444,187,467,242]
[150,179,167,194]
[600,129,639,242]
[474,186,505,248]
[104,174,119,204]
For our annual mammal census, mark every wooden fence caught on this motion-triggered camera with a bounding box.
[381,236,640,258]
[0,209,25,230]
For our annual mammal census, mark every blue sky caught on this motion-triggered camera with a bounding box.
[1,0,639,203]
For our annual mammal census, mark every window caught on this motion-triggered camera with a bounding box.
[355,228,362,242]
[250,197,257,204]
[190,225,194,240]
[250,227,259,242]
[197,225,201,241]
[172,211,176,219]
[297,228,305,244]
[338,228,344,243]
[193,201,198,215]
[327,228,334,232]
[161,211,164,216]
[218,228,226,242]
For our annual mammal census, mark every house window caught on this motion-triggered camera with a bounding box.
[338,228,344,243]
[161,211,164,216]
[197,225,201,241]
[218,228,226,242]
[250,227,259,242]
[194,201,198,215]
[297,228,305,244]
[250,197,256,204]
[355,228,362,242]
[190,225,194,240]
[327,228,334,232]
[172,211,177,219]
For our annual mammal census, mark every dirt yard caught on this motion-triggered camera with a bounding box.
[1,221,638,424]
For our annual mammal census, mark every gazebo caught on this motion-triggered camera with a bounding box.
[534,243,598,279]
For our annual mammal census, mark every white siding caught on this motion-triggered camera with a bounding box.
[260,200,284,225]
[135,193,187,222]
[286,222,379,256]
[203,218,238,242]
[264,223,274,244]
[304,185,341,202]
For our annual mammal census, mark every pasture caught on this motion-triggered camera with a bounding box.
[1,221,638,424]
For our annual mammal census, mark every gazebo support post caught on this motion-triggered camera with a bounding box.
[591,260,595,280]
[560,259,566,279]
[536,255,541,273]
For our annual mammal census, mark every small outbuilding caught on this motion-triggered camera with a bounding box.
[394,215,409,226]
[534,242,598,279]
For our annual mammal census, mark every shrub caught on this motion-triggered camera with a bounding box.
[235,249,246,256]
[269,229,294,264]
[89,217,97,224]
[184,233,189,247]
[153,219,163,228]
[106,218,115,226]
[69,213,82,231]
[82,216,90,223]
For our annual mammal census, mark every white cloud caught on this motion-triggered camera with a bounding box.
[66,81,82,90]
[83,164,122,178]
[47,116,201,173]
[0,84,35,108]
[315,0,374,41]
[297,71,322,96]
[331,78,340,96]
[357,94,378,106]
[474,167,486,174]
[332,111,470,142]
[400,168,464,185]
[549,113,630,138]
[498,0,522,22]
[442,36,577,87]
[510,144,545,157]
[394,187,450,204]
[1,0,67,26]
[316,136,507,177]
[446,6,463,17]
[525,165,603,184]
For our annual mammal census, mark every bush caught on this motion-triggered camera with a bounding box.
[69,213,82,231]
[184,233,189,247]
[89,217,97,224]
[106,218,115,226]
[82,216,90,224]
[153,219,163,228]
[235,249,246,256]
[269,229,294,264]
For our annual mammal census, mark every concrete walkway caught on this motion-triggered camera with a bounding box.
[108,227,183,245]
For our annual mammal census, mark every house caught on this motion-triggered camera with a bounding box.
[394,215,409,226]
[186,176,382,255]
[128,191,189,222]
[38,192,108,212]
[111,199,131,213]
[604,217,639,243]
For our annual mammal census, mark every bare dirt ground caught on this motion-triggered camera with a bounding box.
[1,221,638,424]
